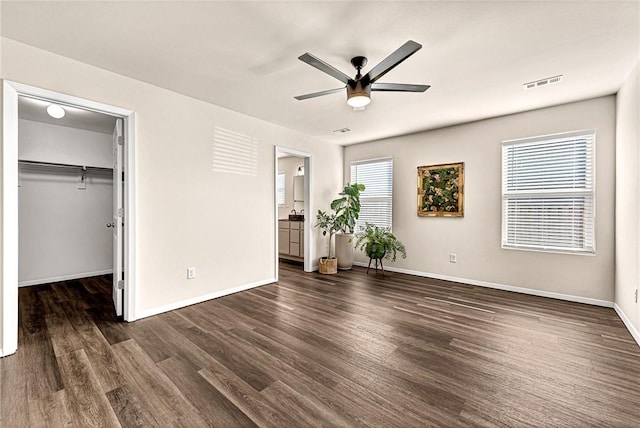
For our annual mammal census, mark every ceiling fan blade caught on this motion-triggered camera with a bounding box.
[371,83,430,92]
[294,87,345,100]
[298,53,352,84]
[365,40,422,84]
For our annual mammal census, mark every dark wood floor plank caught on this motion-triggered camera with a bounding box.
[44,313,85,357]
[77,324,127,393]
[56,349,121,427]
[261,380,352,428]
[22,331,64,401]
[27,389,72,427]
[0,327,29,427]
[158,355,258,427]
[2,267,639,427]
[198,362,299,427]
[225,325,431,427]
[111,339,209,426]
[227,326,340,389]
[105,384,162,427]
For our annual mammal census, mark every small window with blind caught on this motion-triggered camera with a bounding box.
[501,130,595,254]
[276,172,285,206]
[351,157,393,232]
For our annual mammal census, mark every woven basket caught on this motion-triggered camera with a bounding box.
[319,257,338,274]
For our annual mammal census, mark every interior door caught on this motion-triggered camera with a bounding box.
[112,118,124,317]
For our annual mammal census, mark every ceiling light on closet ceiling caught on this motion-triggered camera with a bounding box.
[46,104,66,119]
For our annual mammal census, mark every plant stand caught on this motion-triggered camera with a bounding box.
[366,258,385,276]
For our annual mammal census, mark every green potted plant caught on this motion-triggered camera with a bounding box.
[331,183,365,270]
[355,223,407,275]
[315,210,339,274]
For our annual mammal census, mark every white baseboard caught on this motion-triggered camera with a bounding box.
[18,269,113,287]
[353,262,614,308]
[135,277,276,320]
[614,304,640,347]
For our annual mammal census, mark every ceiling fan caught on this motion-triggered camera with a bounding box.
[294,40,430,109]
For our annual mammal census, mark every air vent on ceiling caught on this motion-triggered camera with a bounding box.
[333,127,351,134]
[523,75,563,90]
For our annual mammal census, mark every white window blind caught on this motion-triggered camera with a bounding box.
[351,158,393,232]
[276,172,285,206]
[502,130,595,254]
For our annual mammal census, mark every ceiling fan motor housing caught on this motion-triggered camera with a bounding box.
[347,79,371,100]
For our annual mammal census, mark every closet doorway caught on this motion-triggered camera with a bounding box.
[2,81,137,357]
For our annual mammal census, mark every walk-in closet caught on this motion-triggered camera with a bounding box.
[18,95,117,307]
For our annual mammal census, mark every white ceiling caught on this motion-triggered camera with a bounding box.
[19,96,117,134]
[2,1,638,145]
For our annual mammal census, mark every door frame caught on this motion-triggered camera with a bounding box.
[274,147,312,280]
[1,80,138,357]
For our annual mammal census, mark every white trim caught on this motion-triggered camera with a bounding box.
[123,113,137,322]
[304,156,312,273]
[614,304,640,347]
[135,277,276,320]
[18,270,113,287]
[274,150,279,282]
[502,128,597,146]
[2,81,138,356]
[350,156,393,166]
[2,82,19,358]
[8,81,134,117]
[353,262,614,308]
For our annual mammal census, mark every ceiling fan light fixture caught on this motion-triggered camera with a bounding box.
[347,95,370,108]
[346,81,371,108]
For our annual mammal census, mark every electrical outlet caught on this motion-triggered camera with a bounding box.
[450,253,457,263]
[187,267,196,279]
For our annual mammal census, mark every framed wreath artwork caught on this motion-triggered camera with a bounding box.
[417,162,464,217]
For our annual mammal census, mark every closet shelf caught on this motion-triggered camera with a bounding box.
[18,159,113,174]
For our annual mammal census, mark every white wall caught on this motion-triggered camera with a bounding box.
[0,36,343,350]
[277,155,304,219]
[615,62,640,340]
[19,118,113,167]
[345,96,616,303]
[18,119,113,286]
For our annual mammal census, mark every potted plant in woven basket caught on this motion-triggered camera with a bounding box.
[355,223,407,276]
[315,210,339,274]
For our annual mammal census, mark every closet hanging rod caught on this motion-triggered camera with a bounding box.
[18,159,113,172]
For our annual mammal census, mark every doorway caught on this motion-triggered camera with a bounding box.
[275,147,311,279]
[2,81,137,357]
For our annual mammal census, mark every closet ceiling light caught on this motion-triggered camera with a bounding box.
[47,104,66,119]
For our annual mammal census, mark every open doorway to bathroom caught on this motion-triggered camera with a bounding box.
[275,147,311,278]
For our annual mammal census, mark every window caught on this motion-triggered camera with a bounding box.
[276,171,285,206]
[502,130,595,254]
[351,157,393,232]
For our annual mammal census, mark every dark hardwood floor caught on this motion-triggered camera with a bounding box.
[2,263,639,427]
